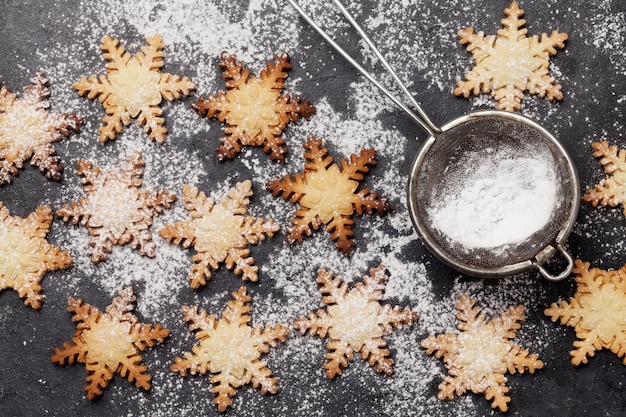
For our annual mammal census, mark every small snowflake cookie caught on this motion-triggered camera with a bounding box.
[454,1,567,111]
[583,141,626,215]
[73,34,195,143]
[159,180,279,288]
[171,286,289,412]
[293,265,419,378]
[57,151,176,263]
[545,259,626,365]
[194,52,315,162]
[0,203,72,309]
[51,287,170,399]
[0,72,83,184]
[421,294,543,412]
[266,136,392,254]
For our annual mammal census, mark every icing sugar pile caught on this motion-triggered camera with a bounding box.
[429,150,558,249]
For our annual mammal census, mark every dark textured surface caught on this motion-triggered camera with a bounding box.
[0,0,625,416]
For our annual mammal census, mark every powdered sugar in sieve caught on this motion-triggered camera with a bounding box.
[427,148,558,251]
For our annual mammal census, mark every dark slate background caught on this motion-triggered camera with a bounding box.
[0,0,625,416]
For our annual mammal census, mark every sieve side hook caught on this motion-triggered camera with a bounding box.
[533,244,575,282]
[286,0,442,137]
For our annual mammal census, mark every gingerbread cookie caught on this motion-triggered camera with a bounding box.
[57,152,176,263]
[454,1,567,111]
[0,204,72,309]
[267,136,391,254]
[421,295,543,412]
[545,259,626,365]
[0,72,82,184]
[51,287,169,399]
[293,265,418,378]
[171,286,289,412]
[73,34,194,143]
[159,180,279,288]
[583,141,626,215]
[193,52,315,162]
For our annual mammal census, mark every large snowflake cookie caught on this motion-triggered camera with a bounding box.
[51,287,169,399]
[171,286,289,412]
[293,265,418,378]
[73,34,195,143]
[57,151,176,263]
[159,180,279,288]
[545,259,626,365]
[454,1,567,111]
[0,203,72,309]
[421,294,543,412]
[193,52,315,162]
[267,136,392,254]
[0,72,82,184]
[583,141,626,215]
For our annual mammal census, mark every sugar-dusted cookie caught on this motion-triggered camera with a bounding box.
[51,287,169,399]
[267,136,392,254]
[293,265,418,378]
[0,72,82,184]
[545,259,626,365]
[73,34,195,143]
[0,204,72,309]
[421,294,543,412]
[159,180,279,288]
[193,52,315,162]
[583,141,626,215]
[57,152,176,263]
[454,1,567,111]
[171,286,289,412]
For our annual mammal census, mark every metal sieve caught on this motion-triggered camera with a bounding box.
[287,0,579,281]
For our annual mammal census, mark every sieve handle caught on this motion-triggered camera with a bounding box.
[533,244,574,282]
[285,0,442,137]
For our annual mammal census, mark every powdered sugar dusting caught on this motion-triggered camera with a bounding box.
[1,0,623,416]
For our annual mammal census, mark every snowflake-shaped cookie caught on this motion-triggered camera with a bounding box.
[583,141,626,215]
[51,287,169,399]
[159,180,279,288]
[0,72,82,184]
[454,1,567,111]
[293,265,418,378]
[545,259,626,365]
[57,151,176,263]
[421,294,543,412]
[267,136,392,254]
[73,34,195,143]
[171,286,289,412]
[193,52,315,162]
[0,203,72,309]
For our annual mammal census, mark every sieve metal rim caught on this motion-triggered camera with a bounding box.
[406,110,580,280]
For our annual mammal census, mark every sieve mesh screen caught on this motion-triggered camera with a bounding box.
[413,116,576,271]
